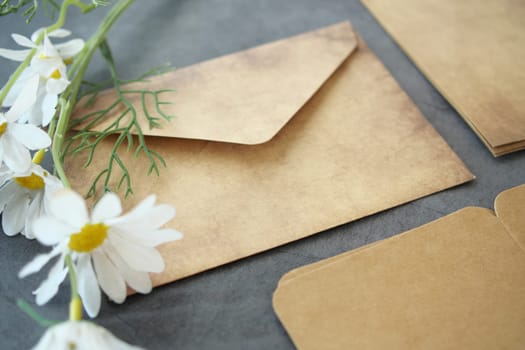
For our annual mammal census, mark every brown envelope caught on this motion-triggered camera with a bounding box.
[361,0,525,156]
[273,184,525,350]
[66,22,473,288]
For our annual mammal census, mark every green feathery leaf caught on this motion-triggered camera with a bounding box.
[65,39,174,198]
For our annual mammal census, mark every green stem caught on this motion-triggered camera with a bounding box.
[63,0,134,114]
[65,255,78,301]
[0,44,37,107]
[47,113,58,140]
[46,0,101,36]
[65,254,82,321]
[52,98,72,188]
[52,0,134,188]
[16,299,60,327]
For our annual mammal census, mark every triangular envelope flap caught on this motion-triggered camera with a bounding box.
[73,22,357,145]
[495,184,525,252]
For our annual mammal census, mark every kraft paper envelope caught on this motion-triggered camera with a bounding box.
[361,0,525,156]
[273,184,525,350]
[280,183,525,284]
[66,22,473,288]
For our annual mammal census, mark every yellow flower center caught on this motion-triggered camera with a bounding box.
[0,122,7,136]
[15,173,45,190]
[64,57,73,65]
[38,53,50,59]
[49,69,62,79]
[68,223,108,253]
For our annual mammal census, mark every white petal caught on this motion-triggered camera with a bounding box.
[2,68,35,107]
[33,216,73,246]
[41,35,59,58]
[104,243,152,294]
[2,134,31,173]
[0,169,12,183]
[19,244,62,278]
[149,204,176,226]
[99,328,147,350]
[110,203,175,232]
[49,189,88,228]
[109,195,156,225]
[2,190,30,236]
[43,174,63,198]
[0,173,12,187]
[4,73,40,122]
[92,250,127,303]
[77,254,101,318]
[41,93,58,126]
[123,269,151,295]
[30,328,54,349]
[10,123,51,149]
[124,228,183,247]
[140,204,176,227]
[0,146,4,171]
[34,255,67,305]
[24,191,45,239]
[11,33,36,49]
[92,192,122,223]
[110,234,165,273]
[30,55,63,76]
[30,28,44,42]
[48,28,71,38]
[30,28,70,42]
[11,33,35,48]
[21,87,45,125]
[0,181,17,212]
[0,48,31,61]
[32,321,146,350]
[2,86,18,108]
[43,181,63,214]
[55,39,84,58]
[45,76,69,95]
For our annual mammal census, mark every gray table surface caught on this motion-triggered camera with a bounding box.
[1,1,524,349]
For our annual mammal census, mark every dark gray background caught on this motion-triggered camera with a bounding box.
[1,1,524,349]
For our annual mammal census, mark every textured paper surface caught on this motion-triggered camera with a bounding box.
[73,23,356,145]
[361,0,525,156]
[273,184,525,350]
[495,184,525,252]
[280,185,525,286]
[66,22,473,287]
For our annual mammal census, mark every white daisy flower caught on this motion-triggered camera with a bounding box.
[0,113,51,172]
[20,189,182,318]
[32,321,145,350]
[0,162,62,238]
[0,28,84,126]
[5,66,67,127]
[0,78,51,173]
[0,28,84,67]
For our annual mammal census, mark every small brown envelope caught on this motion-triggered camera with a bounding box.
[362,0,525,156]
[273,184,525,350]
[66,22,473,287]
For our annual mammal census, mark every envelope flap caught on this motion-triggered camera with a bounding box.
[495,184,525,252]
[273,204,525,349]
[73,22,357,145]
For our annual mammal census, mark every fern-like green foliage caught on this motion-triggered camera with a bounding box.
[0,0,59,22]
[65,40,174,198]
